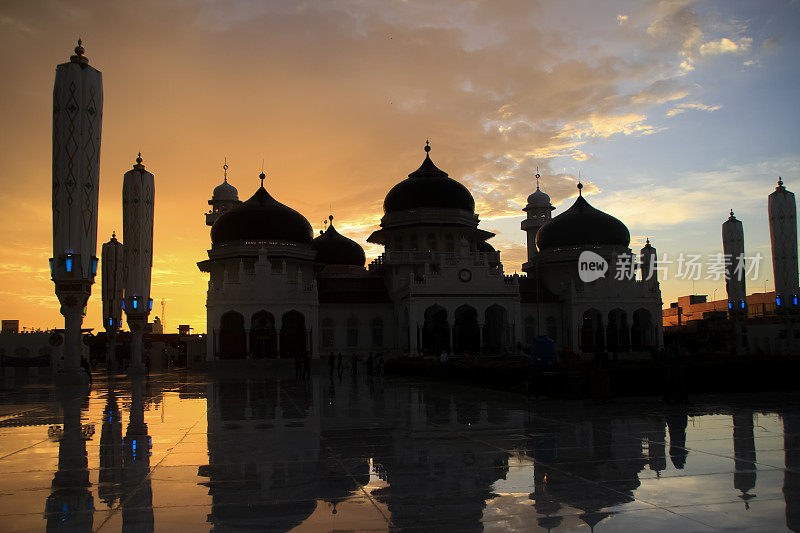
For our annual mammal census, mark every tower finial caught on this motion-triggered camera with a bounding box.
[424,139,431,154]
[646,237,650,245]
[778,176,784,187]
[259,170,266,187]
[730,208,735,217]
[111,230,116,240]
[577,171,583,196]
[535,166,541,190]
[133,152,145,170]
[70,38,88,65]
[223,157,228,182]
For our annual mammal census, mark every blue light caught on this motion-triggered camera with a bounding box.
[122,300,126,310]
[148,298,153,311]
[794,295,799,306]
[108,317,113,326]
[91,257,98,275]
[777,295,782,307]
[740,301,746,309]
[65,254,73,273]
[132,298,138,310]
[728,301,732,310]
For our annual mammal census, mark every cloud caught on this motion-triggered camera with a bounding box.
[665,102,722,117]
[699,37,753,55]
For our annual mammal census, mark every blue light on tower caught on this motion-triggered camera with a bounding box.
[728,301,733,310]
[794,295,798,306]
[740,300,746,309]
[777,294,782,307]
[91,257,98,275]
[65,254,73,273]
[132,297,138,310]
[148,298,153,311]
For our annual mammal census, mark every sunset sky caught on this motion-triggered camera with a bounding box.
[1,0,798,333]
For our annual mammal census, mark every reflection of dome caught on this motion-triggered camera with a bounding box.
[536,190,629,251]
[527,186,551,207]
[311,219,366,267]
[212,179,238,202]
[383,143,475,214]
[211,175,313,246]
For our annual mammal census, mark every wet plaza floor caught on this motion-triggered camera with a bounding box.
[1,366,800,532]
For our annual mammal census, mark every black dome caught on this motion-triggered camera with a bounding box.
[311,222,366,267]
[536,194,630,251]
[383,147,475,214]
[477,241,496,253]
[211,184,313,246]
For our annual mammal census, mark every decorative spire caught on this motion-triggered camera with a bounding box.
[577,182,583,196]
[777,176,784,190]
[646,238,650,245]
[730,209,735,218]
[70,38,89,66]
[111,231,117,240]
[535,167,541,190]
[259,171,266,188]
[133,152,145,171]
[223,158,228,182]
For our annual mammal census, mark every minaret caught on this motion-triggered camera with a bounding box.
[640,238,657,285]
[206,159,240,226]
[122,154,155,373]
[101,232,123,370]
[50,40,103,378]
[521,170,554,273]
[722,210,747,313]
[768,178,799,311]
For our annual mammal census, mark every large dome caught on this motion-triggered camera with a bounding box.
[383,144,475,214]
[536,189,630,251]
[311,219,366,267]
[211,175,313,246]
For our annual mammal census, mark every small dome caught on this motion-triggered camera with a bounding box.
[213,179,239,202]
[211,181,313,246]
[312,221,366,267]
[527,186,552,208]
[477,241,496,253]
[536,194,630,251]
[383,143,475,214]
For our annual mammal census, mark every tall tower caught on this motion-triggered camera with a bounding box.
[521,171,554,273]
[101,232,124,369]
[768,178,799,311]
[640,238,658,286]
[206,160,240,226]
[123,154,155,373]
[722,210,747,313]
[50,40,102,377]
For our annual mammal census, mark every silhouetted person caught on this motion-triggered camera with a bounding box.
[328,352,335,375]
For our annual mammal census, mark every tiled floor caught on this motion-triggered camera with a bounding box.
[1,365,799,531]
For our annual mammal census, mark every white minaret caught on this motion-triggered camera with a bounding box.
[122,154,155,373]
[640,238,658,285]
[722,210,747,313]
[101,232,124,369]
[768,177,799,311]
[206,160,240,226]
[50,40,102,377]
[521,171,554,273]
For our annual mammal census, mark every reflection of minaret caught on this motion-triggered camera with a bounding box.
[769,178,799,311]
[101,233,124,370]
[784,413,800,531]
[646,419,667,477]
[667,411,688,469]
[45,385,94,531]
[98,380,123,507]
[733,411,757,509]
[122,376,153,532]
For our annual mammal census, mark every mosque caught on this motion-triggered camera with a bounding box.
[198,143,663,360]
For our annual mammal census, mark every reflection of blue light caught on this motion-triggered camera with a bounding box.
[148,298,153,311]
[65,255,73,273]
[91,257,98,275]
[728,301,733,310]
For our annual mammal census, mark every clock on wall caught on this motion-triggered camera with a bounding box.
[458,269,472,282]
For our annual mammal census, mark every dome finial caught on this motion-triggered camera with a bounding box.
[70,38,88,65]
[535,166,541,190]
[329,214,334,223]
[223,157,228,182]
[577,170,583,196]
[259,171,266,187]
[424,139,431,154]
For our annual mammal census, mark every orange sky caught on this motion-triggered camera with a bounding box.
[1,1,798,333]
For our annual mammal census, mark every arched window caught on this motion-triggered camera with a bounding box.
[427,233,438,252]
[371,317,383,347]
[322,317,334,348]
[347,317,359,347]
[445,234,455,253]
